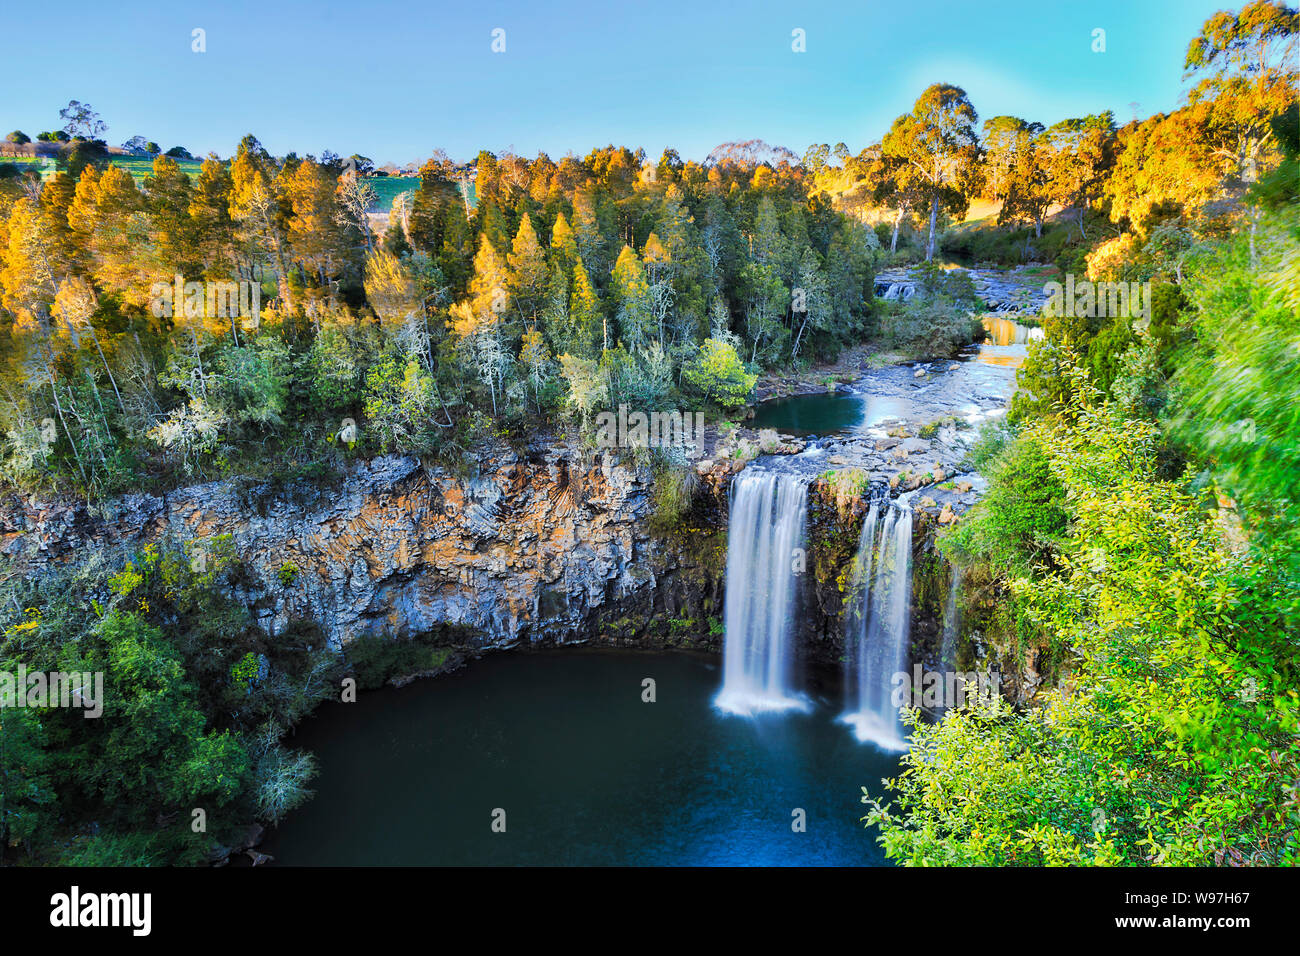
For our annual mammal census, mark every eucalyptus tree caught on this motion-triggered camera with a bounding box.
[882,84,983,260]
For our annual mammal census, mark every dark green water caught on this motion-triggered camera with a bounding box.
[262,650,899,866]
[750,391,910,435]
[751,391,866,434]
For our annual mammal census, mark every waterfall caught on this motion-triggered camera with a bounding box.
[938,564,964,717]
[940,564,964,671]
[843,502,879,711]
[715,470,811,716]
[839,501,913,750]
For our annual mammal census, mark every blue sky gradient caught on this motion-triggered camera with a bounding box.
[1,0,1231,164]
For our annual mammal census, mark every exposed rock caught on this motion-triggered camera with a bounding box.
[389,650,466,688]
[2,438,727,653]
[206,822,266,867]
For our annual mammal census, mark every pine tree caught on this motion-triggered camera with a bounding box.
[189,157,237,278]
[549,211,578,273]
[569,257,603,358]
[507,213,548,324]
[611,244,653,350]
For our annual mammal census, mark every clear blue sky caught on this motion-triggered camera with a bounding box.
[1,0,1232,165]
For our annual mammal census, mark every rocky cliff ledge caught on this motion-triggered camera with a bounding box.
[0,440,724,654]
[1,439,1045,705]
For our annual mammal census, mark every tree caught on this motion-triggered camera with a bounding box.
[364,249,419,331]
[982,116,1051,239]
[1043,113,1117,239]
[507,213,548,323]
[0,705,54,852]
[188,156,237,276]
[449,236,515,415]
[568,257,603,357]
[739,261,789,364]
[610,243,654,350]
[1183,0,1298,255]
[789,247,830,361]
[144,154,197,276]
[518,328,553,410]
[539,261,573,354]
[229,135,293,310]
[53,276,125,417]
[1184,0,1299,192]
[849,142,923,254]
[67,164,155,304]
[363,354,442,451]
[335,170,378,254]
[682,337,757,409]
[5,131,30,145]
[285,158,349,306]
[882,84,982,260]
[1106,111,1225,235]
[59,100,107,141]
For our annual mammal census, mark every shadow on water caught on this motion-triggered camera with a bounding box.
[261,650,900,866]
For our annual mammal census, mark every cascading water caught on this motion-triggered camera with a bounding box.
[839,501,913,750]
[715,469,811,716]
[938,564,964,717]
[940,565,964,671]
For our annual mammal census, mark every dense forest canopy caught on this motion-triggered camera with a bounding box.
[0,3,1293,496]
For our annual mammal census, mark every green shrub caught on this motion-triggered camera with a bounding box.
[942,433,1067,576]
[649,463,699,533]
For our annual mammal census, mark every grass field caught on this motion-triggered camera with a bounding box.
[368,176,421,210]
[0,155,434,212]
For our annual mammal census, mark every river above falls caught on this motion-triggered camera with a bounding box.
[751,315,1038,440]
[261,650,899,866]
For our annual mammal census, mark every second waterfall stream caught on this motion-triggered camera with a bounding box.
[715,467,917,751]
[839,500,914,751]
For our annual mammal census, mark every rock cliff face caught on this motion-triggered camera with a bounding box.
[1,440,1043,705]
[0,441,725,654]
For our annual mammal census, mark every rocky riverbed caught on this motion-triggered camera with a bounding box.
[875,264,1055,313]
